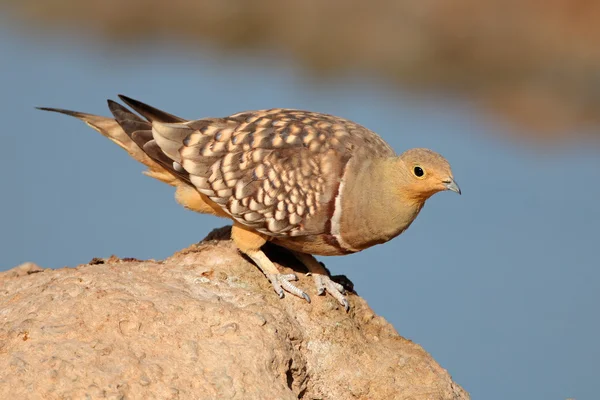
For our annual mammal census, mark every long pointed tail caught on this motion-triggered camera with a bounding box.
[38,106,179,186]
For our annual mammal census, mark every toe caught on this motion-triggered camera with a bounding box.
[342,298,350,313]
[267,275,286,298]
[313,274,350,310]
[330,274,354,292]
[330,280,346,295]
[280,273,298,281]
[267,273,309,302]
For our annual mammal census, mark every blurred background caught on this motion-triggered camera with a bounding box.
[1,1,599,399]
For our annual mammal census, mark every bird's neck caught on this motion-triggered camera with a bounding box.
[336,157,425,252]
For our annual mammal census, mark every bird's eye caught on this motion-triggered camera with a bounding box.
[413,166,424,177]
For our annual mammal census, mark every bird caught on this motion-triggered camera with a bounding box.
[39,95,461,311]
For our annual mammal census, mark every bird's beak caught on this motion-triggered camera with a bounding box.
[444,179,461,195]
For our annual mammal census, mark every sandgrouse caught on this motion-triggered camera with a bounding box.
[40,96,461,310]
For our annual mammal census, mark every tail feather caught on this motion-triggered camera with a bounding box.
[38,104,180,186]
[106,98,192,184]
[106,100,151,138]
[118,94,185,123]
[131,130,153,150]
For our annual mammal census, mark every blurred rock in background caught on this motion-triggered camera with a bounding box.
[5,0,600,138]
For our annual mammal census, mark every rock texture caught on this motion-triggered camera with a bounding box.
[0,227,468,399]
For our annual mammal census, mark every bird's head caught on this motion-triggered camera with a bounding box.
[396,148,460,202]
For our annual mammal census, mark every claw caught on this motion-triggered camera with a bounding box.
[269,277,285,298]
[290,252,352,311]
[266,273,309,302]
[342,298,350,313]
[313,274,349,309]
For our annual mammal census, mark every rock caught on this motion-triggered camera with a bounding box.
[0,227,468,399]
[1,262,45,278]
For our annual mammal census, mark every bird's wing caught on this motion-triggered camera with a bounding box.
[111,97,395,237]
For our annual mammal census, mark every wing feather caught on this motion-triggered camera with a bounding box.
[175,109,394,237]
[104,98,395,237]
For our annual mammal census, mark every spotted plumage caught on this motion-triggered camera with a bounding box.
[174,109,392,237]
[39,95,460,311]
[111,101,395,251]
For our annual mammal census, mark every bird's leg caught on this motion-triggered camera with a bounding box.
[291,251,349,311]
[231,223,310,302]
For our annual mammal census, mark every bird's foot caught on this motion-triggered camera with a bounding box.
[266,273,311,303]
[309,272,349,312]
[329,274,355,293]
[291,251,351,311]
[318,261,354,292]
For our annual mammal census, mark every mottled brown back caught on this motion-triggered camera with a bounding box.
[113,103,395,238]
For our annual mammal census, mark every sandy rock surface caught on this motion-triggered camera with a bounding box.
[0,227,468,399]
